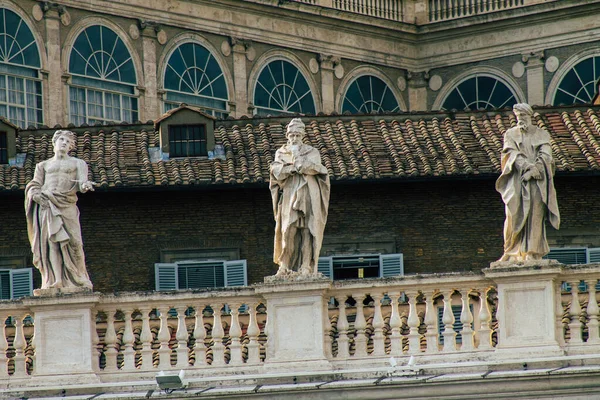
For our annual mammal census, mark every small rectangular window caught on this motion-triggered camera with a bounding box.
[0,131,7,164]
[155,259,247,291]
[168,124,207,157]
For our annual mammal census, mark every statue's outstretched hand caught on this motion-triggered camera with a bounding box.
[81,181,96,192]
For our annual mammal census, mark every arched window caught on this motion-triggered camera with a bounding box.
[68,25,137,125]
[553,55,600,105]
[253,59,315,116]
[0,8,42,128]
[441,75,517,111]
[164,42,228,118]
[342,75,400,114]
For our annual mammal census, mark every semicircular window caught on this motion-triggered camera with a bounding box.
[164,42,228,118]
[0,8,43,128]
[68,25,138,125]
[553,56,600,105]
[254,59,315,116]
[442,75,517,111]
[342,75,400,114]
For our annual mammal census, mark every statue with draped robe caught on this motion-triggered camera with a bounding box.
[496,103,560,262]
[270,118,330,276]
[25,130,94,291]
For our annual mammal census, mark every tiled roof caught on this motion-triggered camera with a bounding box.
[3,106,600,192]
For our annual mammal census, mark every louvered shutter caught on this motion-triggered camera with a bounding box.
[224,260,247,287]
[155,263,178,291]
[10,268,33,299]
[318,257,333,279]
[588,248,600,263]
[380,253,404,277]
[545,248,587,264]
[0,271,10,300]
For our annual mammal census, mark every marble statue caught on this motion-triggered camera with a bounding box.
[270,118,330,276]
[25,130,94,291]
[496,103,560,262]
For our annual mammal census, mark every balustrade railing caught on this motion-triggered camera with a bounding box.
[0,307,34,377]
[428,0,524,22]
[558,274,600,348]
[325,277,496,362]
[94,292,267,373]
[292,0,403,21]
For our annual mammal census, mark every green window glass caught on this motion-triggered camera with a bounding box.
[342,75,400,114]
[68,25,138,125]
[553,56,600,105]
[254,59,315,116]
[0,8,43,128]
[442,75,517,111]
[164,42,228,118]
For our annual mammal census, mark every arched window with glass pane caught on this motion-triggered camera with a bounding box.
[0,8,43,129]
[553,56,600,105]
[442,75,517,111]
[342,75,400,114]
[164,42,228,118]
[254,59,315,115]
[68,25,137,125]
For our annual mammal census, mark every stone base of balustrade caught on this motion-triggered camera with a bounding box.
[33,286,93,297]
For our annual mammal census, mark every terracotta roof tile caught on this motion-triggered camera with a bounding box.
[3,106,600,192]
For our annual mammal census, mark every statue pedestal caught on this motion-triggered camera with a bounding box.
[256,277,332,370]
[484,263,564,358]
[24,293,100,382]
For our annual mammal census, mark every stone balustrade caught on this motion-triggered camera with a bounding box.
[1,263,600,395]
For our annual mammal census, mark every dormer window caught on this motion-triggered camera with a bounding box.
[169,124,207,157]
[0,132,7,164]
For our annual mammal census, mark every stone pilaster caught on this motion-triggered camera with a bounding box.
[231,37,252,118]
[318,55,340,114]
[139,20,160,121]
[42,6,65,127]
[407,70,429,111]
[523,51,545,107]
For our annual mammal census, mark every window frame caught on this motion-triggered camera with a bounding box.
[341,74,401,114]
[167,124,208,158]
[155,259,248,291]
[0,131,7,164]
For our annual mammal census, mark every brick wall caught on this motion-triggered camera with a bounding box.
[1,175,598,293]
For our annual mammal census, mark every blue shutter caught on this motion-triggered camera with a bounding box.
[0,271,10,300]
[318,257,333,279]
[438,305,470,344]
[588,248,600,263]
[545,248,587,264]
[10,268,33,299]
[224,260,247,287]
[155,263,178,291]
[380,254,404,277]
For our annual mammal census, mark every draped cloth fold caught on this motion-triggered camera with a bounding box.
[495,126,560,261]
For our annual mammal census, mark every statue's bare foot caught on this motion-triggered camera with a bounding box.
[276,267,291,276]
[299,267,312,276]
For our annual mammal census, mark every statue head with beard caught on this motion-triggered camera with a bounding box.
[513,103,534,133]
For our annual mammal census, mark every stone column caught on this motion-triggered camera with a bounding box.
[407,71,429,112]
[231,38,252,118]
[255,279,332,370]
[318,55,339,114]
[484,263,564,358]
[42,6,65,127]
[523,51,545,107]
[140,21,159,121]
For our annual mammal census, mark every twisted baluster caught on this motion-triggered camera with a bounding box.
[104,309,119,371]
[246,303,261,364]
[336,296,350,359]
[568,281,583,344]
[442,290,457,352]
[193,305,207,366]
[372,293,386,356]
[211,304,225,366]
[353,293,368,357]
[586,280,600,343]
[122,308,136,370]
[228,303,243,365]
[157,307,172,368]
[139,308,154,370]
[424,290,439,353]
[460,289,474,351]
[388,292,403,356]
[477,288,492,350]
[406,290,421,354]
[175,306,189,368]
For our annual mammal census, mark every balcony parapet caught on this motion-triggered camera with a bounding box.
[1,264,600,397]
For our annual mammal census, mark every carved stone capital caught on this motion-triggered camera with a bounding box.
[138,19,161,38]
[38,2,69,23]
[230,37,252,52]
[406,70,429,87]
[522,50,545,66]
[317,54,341,70]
